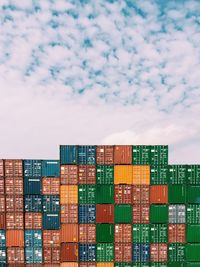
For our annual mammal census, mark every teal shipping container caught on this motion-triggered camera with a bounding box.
[42,160,60,177]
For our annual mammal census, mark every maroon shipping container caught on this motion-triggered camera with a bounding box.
[115,224,132,243]
[0,177,4,194]
[61,243,78,262]
[0,213,5,229]
[6,212,24,229]
[114,145,132,165]
[4,160,23,177]
[96,204,114,223]
[78,165,96,184]
[132,204,150,224]
[79,264,96,267]
[115,185,132,204]
[168,224,185,243]
[43,230,60,247]
[7,247,25,264]
[61,204,78,224]
[150,244,168,262]
[60,165,78,185]
[115,243,132,262]
[6,195,23,212]
[0,160,4,176]
[5,177,23,195]
[42,178,60,195]
[79,224,96,243]
[25,212,42,229]
[96,145,114,165]
[150,185,168,204]
[132,185,150,204]
[43,247,60,263]
[0,195,5,212]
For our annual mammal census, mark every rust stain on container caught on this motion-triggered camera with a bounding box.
[114,243,132,262]
[168,224,185,243]
[79,224,96,243]
[96,204,114,223]
[5,177,23,195]
[25,212,42,229]
[115,224,132,242]
[60,224,78,242]
[132,204,150,224]
[0,177,4,194]
[43,247,60,263]
[60,185,78,204]
[6,212,24,229]
[61,204,78,224]
[43,230,60,247]
[150,243,167,262]
[132,185,150,204]
[114,185,132,204]
[78,165,96,184]
[6,195,24,212]
[96,145,114,165]
[114,165,133,184]
[60,165,78,185]
[0,195,5,212]
[4,160,23,177]
[132,166,150,185]
[0,213,5,229]
[6,230,24,247]
[150,185,168,204]
[7,247,24,264]
[61,243,78,262]
[42,178,60,195]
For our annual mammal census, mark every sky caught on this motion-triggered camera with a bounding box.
[0,0,200,163]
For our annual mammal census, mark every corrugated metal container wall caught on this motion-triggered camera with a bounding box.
[79,263,97,267]
[132,244,150,262]
[96,166,114,184]
[25,247,43,263]
[60,165,78,185]
[60,263,78,267]
[0,195,5,212]
[132,185,149,204]
[79,244,96,262]
[150,165,168,184]
[150,145,168,165]
[25,230,42,247]
[168,185,186,204]
[6,212,24,229]
[6,195,23,212]
[150,224,167,243]
[78,165,96,184]
[60,224,78,242]
[132,166,150,185]
[4,160,23,177]
[150,205,168,223]
[78,185,96,204]
[114,243,132,262]
[187,186,200,203]
[25,195,42,212]
[7,247,24,264]
[132,145,150,165]
[114,224,132,243]
[168,205,186,224]
[43,230,60,247]
[79,224,96,243]
[43,247,60,263]
[78,146,96,165]
[114,145,132,165]
[24,177,42,195]
[42,160,60,177]
[0,230,6,247]
[132,205,150,224]
[96,185,114,204]
[185,244,200,261]
[114,166,132,184]
[0,177,4,194]
[114,185,132,204]
[187,225,200,242]
[168,165,187,184]
[0,247,6,263]
[61,243,78,262]
[5,177,23,195]
[60,185,78,204]
[42,178,60,195]
[25,213,42,229]
[23,160,42,177]
[168,243,185,262]
[168,224,185,243]
[96,243,114,262]
[96,145,114,165]
[132,224,150,243]
[79,204,96,223]
[0,213,6,229]
[150,244,168,262]
[96,204,114,223]
[60,145,78,165]
[61,204,78,224]
[97,264,114,267]
[96,224,113,243]
[187,204,200,224]
[114,205,132,224]
[187,165,200,184]
[150,185,168,204]
[6,230,24,247]
[0,160,4,176]
[42,213,60,230]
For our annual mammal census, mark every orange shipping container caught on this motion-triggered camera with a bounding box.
[0,160,4,176]
[61,204,78,224]
[7,247,24,264]
[43,230,60,247]
[114,145,132,165]
[0,195,5,212]
[43,247,60,263]
[60,165,78,185]
[60,224,78,242]
[97,264,114,267]
[114,166,133,184]
[60,185,78,204]
[42,178,60,195]
[6,230,24,247]
[6,212,24,229]
[150,185,168,204]
[4,160,23,177]
[0,213,5,229]
[0,177,4,194]
[132,166,150,185]
[80,264,96,267]
[5,177,23,195]
[6,195,24,212]
[25,213,42,229]
[96,145,114,165]
[60,263,78,267]
[79,224,96,243]
[78,165,96,184]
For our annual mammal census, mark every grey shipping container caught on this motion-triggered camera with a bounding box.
[168,205,186,224]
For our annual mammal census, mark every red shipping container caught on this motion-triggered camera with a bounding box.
[79,264,96,267]
[150,244,167,262]
[7,247,24,263]
[79,224,96,243]
[0,177,4,194]
[4,160,23,177]
[6,230,24,247]
[43,230,60,247]
[25,212,42,229]
[114,243,132,262]
[60,165,78,185]
[114,145,132,165]
[42,178,60,195]
[0,213,5,229]
[96,204,114,223]
[114,224,132,243]
[78,165,96,184]
[96,145,114,165]
[168,224,185,243]
[132,205,150,224]
[5,177,23,195]
[6,195,23,212]
[61,243,78,262]
[43,247,60,263]
[150,185,168,204]
[61,204,78,224]
[6,212,24,229]
[114,185,132,204]
[0,195,5,212]
[0,160,4,176]
[132,185,149,204]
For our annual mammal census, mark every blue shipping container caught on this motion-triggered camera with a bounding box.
[60,145,77,165]
[0,248,6,263]
[24,177,42,195]
[25,230,42,247]
[24,160,42,177]
[43,213,60,230]
[79,204,96,223]
[132,244,150,262]
[25,247,43,264]
[141,244,150,262]
[0,231,6,247]
[79,244,96,262]
[25,195,42,212]
[42,160,60,177]
[43,195,60,213]
[78,145,96,165]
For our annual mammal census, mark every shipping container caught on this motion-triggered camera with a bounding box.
[150,244,167,262]
[24,177,42,195]
[96,243,114,262]
[150,185,168,204]
[25,230,42,247]
[5,160,23,177]
[0,177,4,194]
[78,146,96,165]
[168,224,186,243]
[132,166,150,185]
[25,247,43,264]
[187,186,200,203]
[167,264,184,267]
[115,263,132,267]
[186,204,200,224]
[60,264,78,267]
[42,160,60,177]
[97,264,114,267]
[114,146,132,165]
[79,224,96,243]
[60,243,78,262]
[25,195,42,212]
[132,145,150,165]
[168,185,186,204]
[114,243,132,262]
[96,204,114,223]
[132,244,150,262]
[96,224,113,243]
[79,204,96,223]
[150,224,167,243]
[78,165,96,184]
[150,165,168,185]
[115,224,132,243]
[0,230,6,247]
[23,160,42,177]
[187,165,200,184]
[150,205,168,223]
[60,145,78,165]
[0,213,5,229]
[42,178,60,195]
[168,205,186,224]
[150,146,168,165]
[43,230,60,247]
[43,195,60,213]
[168,165,187,184]
[5,177,23,195]
[60,165,78,185]
[80,263,97,267]
[96,146,114,165]
[7,247,24,264]
[6,195,23,212]
[60,204,78,224]
[115,205,132,223]
[60,224,78,242]
[114,185,132,204]
[150,264,168,267]
[132,185,149,204]
[168,244,185,262]
[0,160,4,177]
[114,165,132,184]
[132,224,150,243]
[60,185,78,204]
[43,247,60,263]
[6,230,24,247]
[187,225,200,243]
[96,185,114,204]
[0,247,6,263]
[185,244,200,261]
[96,166,114,184]
[79,244,96,262]
[25,213,42,229]
[6,212,24,229]
[78,185,96,204]
[0,195,5,212]
[42,213,60,230]
[132,204,150,224]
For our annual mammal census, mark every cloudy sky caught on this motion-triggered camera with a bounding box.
[0,0,200,163]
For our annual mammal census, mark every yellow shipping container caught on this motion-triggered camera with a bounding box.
[97,264,114,267]
[60,185,78,204]
[114,165,133,184]
[132,165,150,185]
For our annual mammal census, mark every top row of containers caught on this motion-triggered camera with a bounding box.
[60,145,168,165]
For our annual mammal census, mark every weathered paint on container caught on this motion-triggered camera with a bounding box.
[23,160,42,177]
[43,247,60,263]
[24,177,42,195]
[60,185,78,204]
[150,205,168,223]
[78,185,96,204]
[79,204,96,223]
[79,244,96,262]
[42,213,60,230]
[25,195,42,212]
[115,224,132,243]
[5,177,23,195]
[187,165,200,184]
[6,195,23,212]
[7,247,24,263]
[43,195,60,213]
[43,230,60,247]
[132,166,150,185]
[132,224,150,243]
[60,145,78,165]
[78,146,96,165]
[6,230,24,247]
[60,165,78,185]
[114,146,132,165]
[0,230,6,247]
[114,185,132,204]
[168,243,185,262]
[96,145,114,165]
[115,243,132,262]
[61,243,78,262]
[6,212,24,229]
[96,204,114,223]
[25,230,42,247]
[187,204,200,224]
[168,224,186,243]
[150,185,168,204]
[185,244,200,261]
[78,165,96,184]
[96,243,114,262]
[0,195,5,212]
[132,205,150,224]
[150,165,168,184]
[132,185,149,204]
[168,185,186,204]
[96,185,114,204]
[96,224,113,243]
[79,224,96,243]
[114,205,132,223]
[60,224,78,242]
[42,178,60,195]
[96,166,114,184]
[132,145,150,165]
[168,205,186,224]
[25,247,43,264]
[42,160,60,177]
[25,213,42,229]
[187,186,200,203]
[150,145,168,165]
[168,165,187,184]
[187,225,200,242]
[5,160,23,177]
[60,204,78,224]
[150,224,167,243]
[150,243,168,262]
[114,166,133,184]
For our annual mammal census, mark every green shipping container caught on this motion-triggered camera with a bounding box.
[114,205,132,223]
[96,224,114,243]
[150,145,168,165]
[115,264,132,267]
[185,263,200,267]
[150,205,168,223]
[168,244,185,262]
[151,264,168,267]
[187,165,200,184]
[132,224,150,243]
[96,185,114,204]
[132,145,150,165]
[96,243,114,262]
[168,165,187,184]
[132,264,150,267]
[187,225,200,242]
[150,165,168,184]
[168,185,186,203]
[186,204,200,224]
[96,165,114,184]
[168,264,185,267]
[150,224,167,243]
[186,244,200,261]
[187,186,200,204]
[78,185,96,204]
